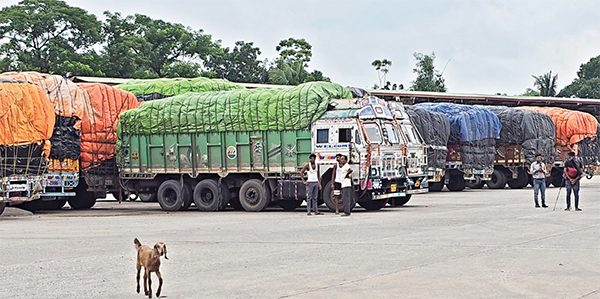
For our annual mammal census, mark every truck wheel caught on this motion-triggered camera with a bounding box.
[139,192,157,202]
[0,202,5,215]
[486,170,506,189]
[446,175,466,191]
[193,180,224,211]
[322,181,338,212]
[278,200,303,211]
[239,179,270,212]
[389,195,411,207]
[157,180,188,211]
[507,170,529,189]
[466,176,485,189]
[358,198,388,210]
[69,180,97,209]
[428,181,445,192]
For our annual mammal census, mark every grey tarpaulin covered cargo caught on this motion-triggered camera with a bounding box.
[485,106,556,164]
[406,106,450,169]
[416,103,501,170]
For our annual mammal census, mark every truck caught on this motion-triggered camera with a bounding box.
[416,103,501,191]
[0,80,55,213]
[404,105,451,192]
[519,106,599,187]
[386,101,429,206]
[480,106,556,189]
[116,82,408,212]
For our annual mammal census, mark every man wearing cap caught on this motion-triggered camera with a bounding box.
[563,151,583,211]
[530,153,548,208]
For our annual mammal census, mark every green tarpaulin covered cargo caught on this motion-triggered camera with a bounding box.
[118,82,352,135]
[116,77,245,101]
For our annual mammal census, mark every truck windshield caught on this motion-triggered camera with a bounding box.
[384,123,400,144]
[402,124,423,145]
[363,123,383,144]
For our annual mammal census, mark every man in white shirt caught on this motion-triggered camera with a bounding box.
[529,153,547,208]
[339,155,354,216]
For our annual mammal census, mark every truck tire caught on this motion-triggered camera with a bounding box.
[466,176,485,189]
[486,170,506,189]
[139,192,157,202]
[0,202,5,215]
[428,181,445,192]
[278,200,303,211]
[239,179,270,212]
[322,181,339,212]
[389,195,411,207]
[193,179,225,211]
[69,181,97,209]
[358,199,387,210]
[507,170,529,189]
[446,175,466,191]
[157,180,190,211]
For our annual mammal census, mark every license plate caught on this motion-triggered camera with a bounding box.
[46,179,61,187]
[8,185,27,191]
[391,184,397,192]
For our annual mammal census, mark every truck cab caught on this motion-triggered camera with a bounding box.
[387,101,429,201]
[314,98,407,211]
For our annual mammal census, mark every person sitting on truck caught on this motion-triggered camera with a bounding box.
[339,155,354,217]
[530,153,548,208]
[564,152,583,211]
[301,154,323,216]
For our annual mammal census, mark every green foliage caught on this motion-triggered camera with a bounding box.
[205,41,268,83]
[522,89,541,96]
[275,38,312,67]
[409,52,447,92]
[531,71,558,96]
[306,70,330,83]
[0,0,101,74]
[269,61,307,85]
[559,55,600,98]
[371,59,392,88]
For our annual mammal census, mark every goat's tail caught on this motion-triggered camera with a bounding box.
[134,238,142,250]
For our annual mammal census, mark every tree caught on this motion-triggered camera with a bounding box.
[531,71,558,96]
[0,0,102,74]
[558,55,600,98]
[268,61,307,85]
[101,11,148,78]
[205,41,268,83]
[371,59,392,89]
[409,52,447,92]
[275,38,312,67]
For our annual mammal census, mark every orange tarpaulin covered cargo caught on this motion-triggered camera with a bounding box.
[76,83,141,170]
[0,71,86,122]
[0,80,55,155]
[518,106,598,154]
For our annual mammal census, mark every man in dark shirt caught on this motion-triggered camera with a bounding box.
[563,152,583,211]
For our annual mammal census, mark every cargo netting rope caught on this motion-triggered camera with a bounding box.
[116,77,246,101]
[76,83,141,172]
[416,103,501,170]
[117,81,352,135]
[485,106,556,164]
[0,80,55,177]
[406,106,450,169]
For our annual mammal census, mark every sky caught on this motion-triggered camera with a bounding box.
[2,0,600,95]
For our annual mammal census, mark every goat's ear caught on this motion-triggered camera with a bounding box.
[163,244,168,260]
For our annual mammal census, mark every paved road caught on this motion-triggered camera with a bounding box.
[1,178,599,299]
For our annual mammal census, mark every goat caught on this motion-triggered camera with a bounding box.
[134,238,168,298]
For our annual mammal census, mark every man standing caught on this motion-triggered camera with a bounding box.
[530,153,548,208]
[564,151,583,211]
[339,155,354,217]
[331,154,343,214]
[301,154,323,215]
